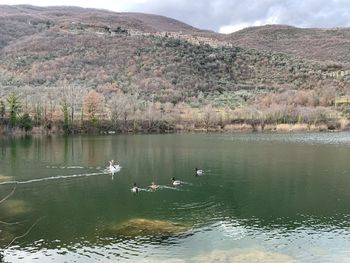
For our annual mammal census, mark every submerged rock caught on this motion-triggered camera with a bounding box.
[0,228,16,248]
[0,199,31,217]
[107,218,190,237]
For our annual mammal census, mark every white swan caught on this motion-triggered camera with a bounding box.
[108,160,121,174]
[172,177,181,186]
[195,168,203,176]
[131,183,139,193]
[149,182,159,190]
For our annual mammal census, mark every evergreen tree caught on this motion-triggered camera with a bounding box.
[0,99,5,125]
[61,98,70,133]
[18,113,33,132]
[6,94,21,128]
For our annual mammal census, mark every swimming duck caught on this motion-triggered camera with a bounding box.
[150,182,159,190]
[195,168,203,176]
[172,177,181,186]
[131,183,139,193]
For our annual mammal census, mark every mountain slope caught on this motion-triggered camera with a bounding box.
[0,5,349,113]
[0,4,215,50]
[226,25,350,65]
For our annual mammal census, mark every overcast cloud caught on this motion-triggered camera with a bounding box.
[1,0,350,33]
[126,0,350,33]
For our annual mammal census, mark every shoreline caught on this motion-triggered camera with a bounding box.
[0,123,347,137]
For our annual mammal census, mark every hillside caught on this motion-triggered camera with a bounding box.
[0,5,350,133]
[0,5,215,50]
[226,25,350,65]
[0,6,343,98]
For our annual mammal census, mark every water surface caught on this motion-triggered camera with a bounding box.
[0,133,350,262]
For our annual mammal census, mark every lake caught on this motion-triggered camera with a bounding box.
[0,133,350,262]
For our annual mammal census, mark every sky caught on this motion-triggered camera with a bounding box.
[0,0,350,33]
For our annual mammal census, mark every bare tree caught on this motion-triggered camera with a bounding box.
[108,93,139,132]
[61,81,84,125]
[203,104,214,129]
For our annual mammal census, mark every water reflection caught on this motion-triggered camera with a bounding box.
[0,134,350,262]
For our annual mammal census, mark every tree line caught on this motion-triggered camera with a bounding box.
[0,85,348,135]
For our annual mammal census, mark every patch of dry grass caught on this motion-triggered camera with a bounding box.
[223,124,253,132]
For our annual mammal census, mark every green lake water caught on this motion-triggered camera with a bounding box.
[0,133,350,262]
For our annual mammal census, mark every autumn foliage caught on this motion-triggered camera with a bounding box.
[83,90,105,123]
[0,6,350,134]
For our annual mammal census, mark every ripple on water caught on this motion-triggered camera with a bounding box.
[216,132,350,146]
[172,200,217,211]
[3,134,350,262]
[214,220,248,240]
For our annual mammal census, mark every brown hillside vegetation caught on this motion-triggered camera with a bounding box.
[226,25,350,65]
[0,5,212,48]
[0,5,350,134]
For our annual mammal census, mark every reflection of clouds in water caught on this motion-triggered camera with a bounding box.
[99,248,299,263]
[129,260,185,263]
[89,259,186,263]
[192,248,300,263]
[215,220,247,240]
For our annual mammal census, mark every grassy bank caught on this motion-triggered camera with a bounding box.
[1,118,347,136]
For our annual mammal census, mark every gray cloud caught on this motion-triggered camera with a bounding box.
[126,0,350,32]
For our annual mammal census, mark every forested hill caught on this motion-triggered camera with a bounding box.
[0,4,216,49]
[0,5,350,133]
[226,25,350,65]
